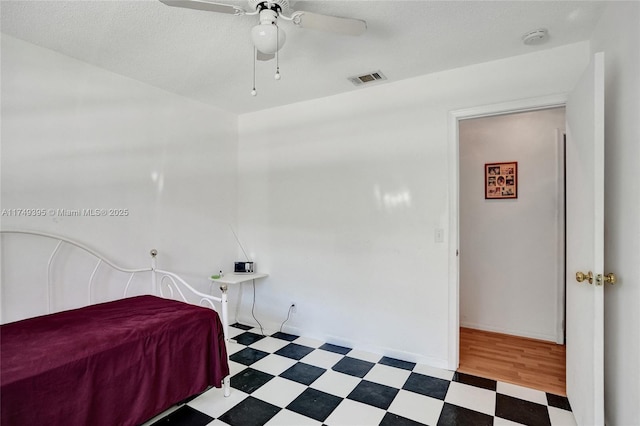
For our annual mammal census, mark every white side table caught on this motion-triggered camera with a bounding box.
[210,273,269,336]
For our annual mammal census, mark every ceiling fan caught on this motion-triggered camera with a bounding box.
[159,0,367,61]
[160,0,366,96]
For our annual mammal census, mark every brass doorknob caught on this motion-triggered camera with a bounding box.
[576,271,593,284]
[604,273,617,284]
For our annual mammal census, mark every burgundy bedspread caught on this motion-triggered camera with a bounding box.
[1,295,229,426]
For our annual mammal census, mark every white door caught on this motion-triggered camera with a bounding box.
[565,52,605,425]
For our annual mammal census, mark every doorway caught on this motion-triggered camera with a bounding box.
[448,100,568,394]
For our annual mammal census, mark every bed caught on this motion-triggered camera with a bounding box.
[0,230,231,426]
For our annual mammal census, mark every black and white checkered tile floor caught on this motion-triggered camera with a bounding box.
[147,324,576,426]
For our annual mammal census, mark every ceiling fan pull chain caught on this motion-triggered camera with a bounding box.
[251,46,257,96]
[275,22,281,80]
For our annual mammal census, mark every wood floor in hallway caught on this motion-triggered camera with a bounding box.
[458,327,566,396]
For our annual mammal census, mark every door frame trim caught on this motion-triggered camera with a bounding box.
[447,93,569,370]
[555,129,567,345]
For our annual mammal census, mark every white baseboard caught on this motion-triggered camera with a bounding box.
[460,321,558,343]
[236,314,451,370]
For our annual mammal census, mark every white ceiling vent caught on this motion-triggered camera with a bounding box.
[348,71,387,86]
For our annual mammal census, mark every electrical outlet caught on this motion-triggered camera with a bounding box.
[290,303,297,314]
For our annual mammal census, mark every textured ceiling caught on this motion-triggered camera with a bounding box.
[1,0,606,114]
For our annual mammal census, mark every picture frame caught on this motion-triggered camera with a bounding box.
[485,161,517,199]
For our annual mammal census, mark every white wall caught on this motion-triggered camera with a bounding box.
[589,3,640,425]
[237,42,589,366]
[0,35,240,322]
[459,108,566,342]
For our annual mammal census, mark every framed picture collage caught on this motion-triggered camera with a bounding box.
[485,161,517,199]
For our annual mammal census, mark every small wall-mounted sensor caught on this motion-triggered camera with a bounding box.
[522,29,548,45]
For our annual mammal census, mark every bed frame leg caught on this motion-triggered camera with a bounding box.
[223,376,231,397]
[220,284,231,397]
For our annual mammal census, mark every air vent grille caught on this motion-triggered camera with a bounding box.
[348,70,387,86]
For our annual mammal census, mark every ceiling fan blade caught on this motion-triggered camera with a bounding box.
[158,0,244,15]
[293,11,366,36]
[256,51,275,61]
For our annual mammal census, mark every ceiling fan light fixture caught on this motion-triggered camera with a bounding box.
[160,0,368,94]
[251,23,286,54]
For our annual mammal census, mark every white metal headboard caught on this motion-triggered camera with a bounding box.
[0,229,228,327]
